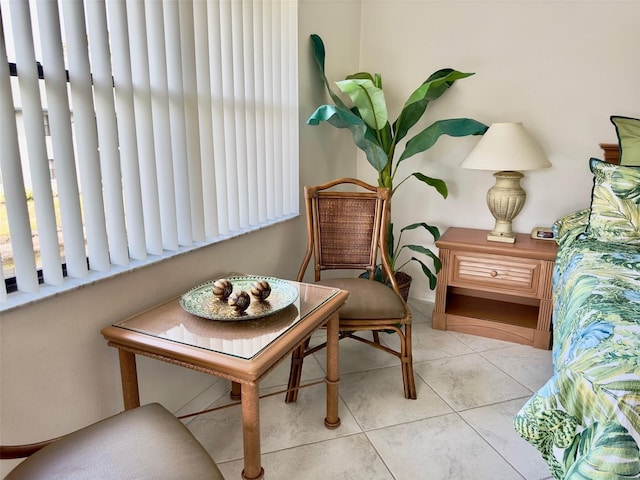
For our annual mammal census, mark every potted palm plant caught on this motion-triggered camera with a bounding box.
[307,34,487,297]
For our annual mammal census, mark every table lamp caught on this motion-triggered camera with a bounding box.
[460,122,551,243]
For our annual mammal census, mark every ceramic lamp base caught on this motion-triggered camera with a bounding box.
[486,170,526,243]
[487,230,517,243]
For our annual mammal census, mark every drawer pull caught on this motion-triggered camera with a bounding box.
[490,270,498,277]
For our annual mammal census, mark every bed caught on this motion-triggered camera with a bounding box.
[514,117,640,480]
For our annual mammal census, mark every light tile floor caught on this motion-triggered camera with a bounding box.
[187,300,555,480]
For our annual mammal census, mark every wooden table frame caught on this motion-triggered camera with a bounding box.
[101,285,348,480]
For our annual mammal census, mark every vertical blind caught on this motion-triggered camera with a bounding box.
[0,0,299,305]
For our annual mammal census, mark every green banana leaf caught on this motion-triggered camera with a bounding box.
[310,34,349,111]
[408,172,448,199]
[399,118,488,163]
[339,74,393,157]
[399,222,441,242]
[390,222,442,289]
[407,255,438,290]
[394,69,475,143]
[346,71,383,89]
[336,78,388,131]
[307,104,389,172]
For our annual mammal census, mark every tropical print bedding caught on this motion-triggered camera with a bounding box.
[514,210,640,479]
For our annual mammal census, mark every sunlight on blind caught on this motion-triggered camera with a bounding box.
[0,35,38,298]
[38,0,89,279]
[0,0,299,307]
[7,1,63,288]
[86,1,130,267]
[107,0,147,261]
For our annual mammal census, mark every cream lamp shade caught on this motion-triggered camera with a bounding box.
[460,122,551,243]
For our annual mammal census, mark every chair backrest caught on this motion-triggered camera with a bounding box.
[297,178,399,290]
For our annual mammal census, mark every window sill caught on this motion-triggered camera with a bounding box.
[1,214,298,314]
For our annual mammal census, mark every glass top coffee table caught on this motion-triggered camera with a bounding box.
[101,278,348,480]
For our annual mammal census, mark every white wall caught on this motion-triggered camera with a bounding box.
[298,0,363,186]
[353,0,640,301]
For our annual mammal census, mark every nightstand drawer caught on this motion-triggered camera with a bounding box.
[450,252,541,297]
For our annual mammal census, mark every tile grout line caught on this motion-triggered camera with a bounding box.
[456,411,528,480]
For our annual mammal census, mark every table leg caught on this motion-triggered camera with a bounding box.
[324,311,341,428]
[240,382,264,480]
[118,350,140,410]
[230,381,242,400]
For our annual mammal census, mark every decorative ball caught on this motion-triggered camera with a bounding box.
[212,278,233,301]
[228,290,251,313]
[250,280,271,301]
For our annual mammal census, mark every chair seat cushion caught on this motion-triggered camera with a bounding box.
[317,277,406,319]
[5,403,223,480]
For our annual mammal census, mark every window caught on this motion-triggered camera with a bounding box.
[0,0,299,307]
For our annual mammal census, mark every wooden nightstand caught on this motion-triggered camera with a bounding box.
[432,227,558,349]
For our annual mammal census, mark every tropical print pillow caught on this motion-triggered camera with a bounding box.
[586,157,640,245]
[552,208,589,248]
[611,115,640,166]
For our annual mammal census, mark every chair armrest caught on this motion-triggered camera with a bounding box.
[1,439,60,460]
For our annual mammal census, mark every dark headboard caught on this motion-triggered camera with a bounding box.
[599,143,620,164]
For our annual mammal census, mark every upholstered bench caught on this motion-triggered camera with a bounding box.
[3,403,223,480]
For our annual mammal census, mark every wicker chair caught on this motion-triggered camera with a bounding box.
[286,178,417,400]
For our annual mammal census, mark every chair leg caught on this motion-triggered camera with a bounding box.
[402,357,417,400]
[286,345,304,403]
[399,324,417,400]
[285,338,310,403]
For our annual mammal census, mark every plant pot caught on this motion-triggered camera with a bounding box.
[395,271,412,302]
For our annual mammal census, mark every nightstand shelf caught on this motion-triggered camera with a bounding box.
[447,292,539,327]
[433,227,558,349]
